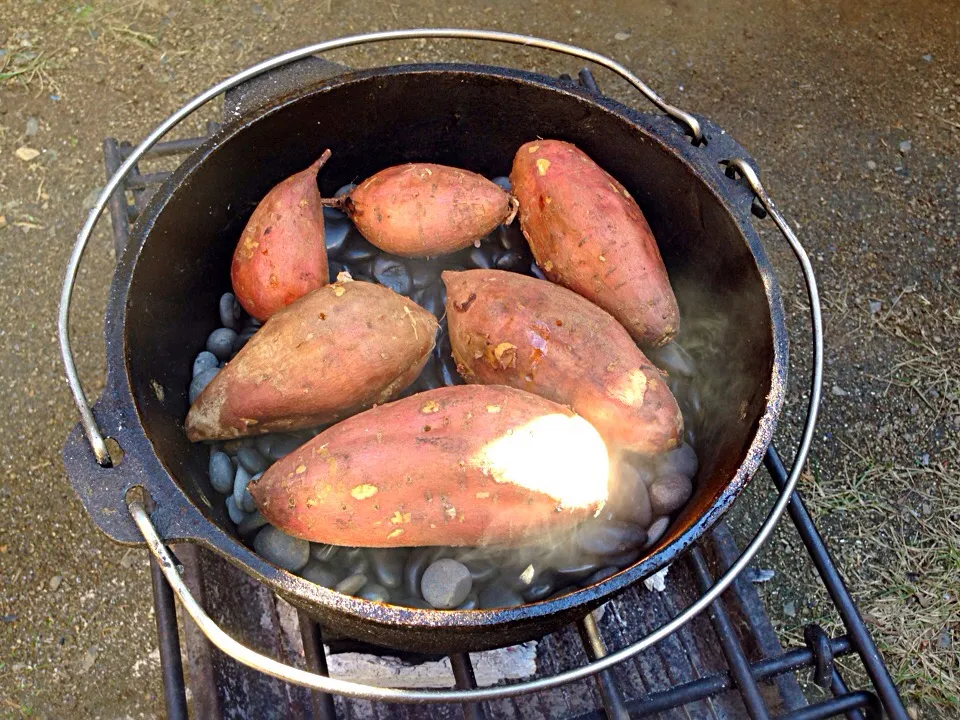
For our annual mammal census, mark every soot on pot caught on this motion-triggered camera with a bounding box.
[189,176,702,611]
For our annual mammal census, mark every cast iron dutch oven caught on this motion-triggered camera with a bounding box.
[63,62,787,653]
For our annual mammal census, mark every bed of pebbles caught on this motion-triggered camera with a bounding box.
[188,177,701,611]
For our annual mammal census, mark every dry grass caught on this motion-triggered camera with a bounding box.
[793,450,960,712]
[780,285,960,714]
[0,49,59,92]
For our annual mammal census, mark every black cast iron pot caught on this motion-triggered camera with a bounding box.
[63,63,787,653]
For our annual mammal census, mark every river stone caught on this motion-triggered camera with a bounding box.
[421,559,472,609]
[253,526,310,572]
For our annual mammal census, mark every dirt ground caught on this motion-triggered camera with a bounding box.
[0,0,957,718]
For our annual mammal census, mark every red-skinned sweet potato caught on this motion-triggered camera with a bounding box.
[231,150,331,321]
[443,269,682,455]
[510,140,680,347]
[324,163,518,257]
[248,385,610,547]
[185,278,438,441]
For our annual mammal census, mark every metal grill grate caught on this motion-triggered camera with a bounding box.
[97,60,908,720]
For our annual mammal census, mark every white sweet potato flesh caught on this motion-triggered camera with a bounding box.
[185,279,438,441]
[248,385,611,547]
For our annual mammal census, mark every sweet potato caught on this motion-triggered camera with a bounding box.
[185,278,438,441]
[231,151,331,321]
[443,270,682,455]
[248,385,610,547]
[323,163,518,257]
[510,140,680,347]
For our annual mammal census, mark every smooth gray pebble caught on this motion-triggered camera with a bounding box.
[209,452,235,494]
[324,218,350,256]
[581,566,619,587]
[398,597,433,609]
[225,496,247,525]
[341,237,379,264]
[341,548,370,575]
[497,224,524,251]
[206,328,237,360]
[404,547,438,597]
[530,262,547,280]
[189,367,219,403]
[611,462,654,527]
[335,573,367,596]
[409,261,436,290]
[468,247,495,269]
[237,446,270,474]
[576,521,647,556]
[193,351,219,377]
[300,561,339,588]
[311,543,341,563]
[370,549,406,589]
[645,517,670,547]
[649,474,693,516]
[358,583,391,603]
[478,585,524,609]
[464,559,498,584]
[237,510,269,536]
[232,465,254,511]
[415,284,444,318]
[253,526,310,571]
[606,549,642,569]
[552,557,601,581]
[260,433,304,461]
[233,326,257,353]
[373,256,413,295]
[495,251,525,272]
[219,293,242,330]
[457,592,479,610]
[522,579,555,602]
[421,559,472,609]
[657,442,699,478]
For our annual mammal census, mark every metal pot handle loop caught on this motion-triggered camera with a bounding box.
[63,30,822,700]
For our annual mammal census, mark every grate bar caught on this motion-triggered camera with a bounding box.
[829,668,866,720]
[125,170,173,190]
[450,653,486,720]
[120,135,207,159]
[299,614,338,720]
[765,449,909,720]
[148,555,189,720]
[576,613,630,719]
[102,138,130,258]
[690,548,771,719]
[613,638,853,718]
[776,692,881,720]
